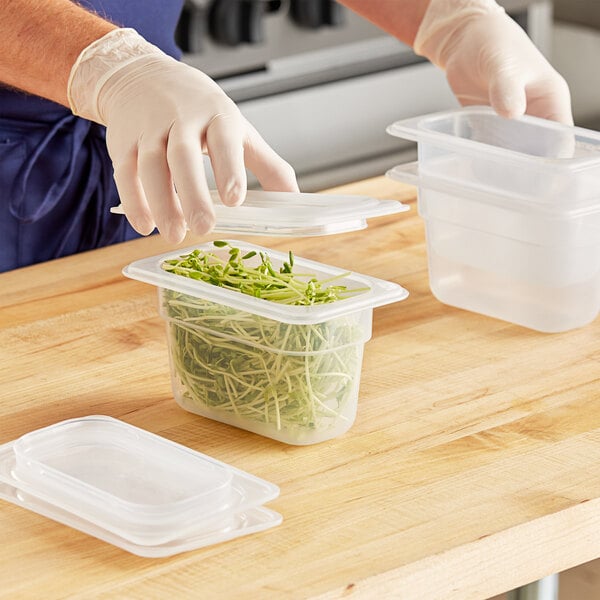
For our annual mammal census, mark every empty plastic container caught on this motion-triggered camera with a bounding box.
[387,106,600,332]
[124,241,408,444]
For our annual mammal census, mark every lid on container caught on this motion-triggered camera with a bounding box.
[110,190,409,237]
[387,106,600,166]
[0,416,280,547]
[123,240,409,325]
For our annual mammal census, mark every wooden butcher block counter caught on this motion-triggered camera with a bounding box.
[0,176,599,600]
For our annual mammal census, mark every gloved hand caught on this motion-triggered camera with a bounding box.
[414,0,573,125]
[67,28,299,243]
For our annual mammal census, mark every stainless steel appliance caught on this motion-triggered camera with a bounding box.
[178,0,554,190]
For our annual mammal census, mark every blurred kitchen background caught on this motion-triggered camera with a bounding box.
[179,0,457,191]
[176,0,597,192]
[553,0,600,130]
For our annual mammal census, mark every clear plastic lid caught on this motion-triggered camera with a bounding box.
[0,450,282,558]
[110,190,409,236]
[123,240,409,325]
[2,416,280,546]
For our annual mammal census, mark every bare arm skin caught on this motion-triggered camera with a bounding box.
[336,0,431,46]
[0,0,116,106]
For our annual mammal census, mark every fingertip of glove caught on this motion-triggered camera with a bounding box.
[491,93,527,121]
[162,222,188,245]
[490,81,527,121]
[495,105,525,120]
[189,211,216,236]
[128,216,156,237]
[221,180,246,207]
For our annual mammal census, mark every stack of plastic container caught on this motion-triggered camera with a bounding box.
[387,106,600,333]
[0,416,282,556]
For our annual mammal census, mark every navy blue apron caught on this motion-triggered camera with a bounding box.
[0,1,183,272]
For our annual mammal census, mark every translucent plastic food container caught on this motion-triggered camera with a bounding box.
[124,242,409,445]
[0,416,281,554]
[387,106,600,332]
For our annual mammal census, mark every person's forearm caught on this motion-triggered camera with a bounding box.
[337,0,431,46]
[0,0,116,106]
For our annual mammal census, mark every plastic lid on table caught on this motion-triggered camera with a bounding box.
[0,416,281,554]
[110,189,409,237]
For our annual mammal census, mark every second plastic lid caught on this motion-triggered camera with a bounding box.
[110,190,409,236]
[9,416,280,545]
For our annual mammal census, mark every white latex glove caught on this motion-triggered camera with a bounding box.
[67,28,299,243]
[414,0,573,125]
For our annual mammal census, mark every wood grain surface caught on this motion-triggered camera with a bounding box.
[0,176,599,600]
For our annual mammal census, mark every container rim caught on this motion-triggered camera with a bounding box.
[123,241,409,325]
[387,106,600,171]
[386,162,600,219]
